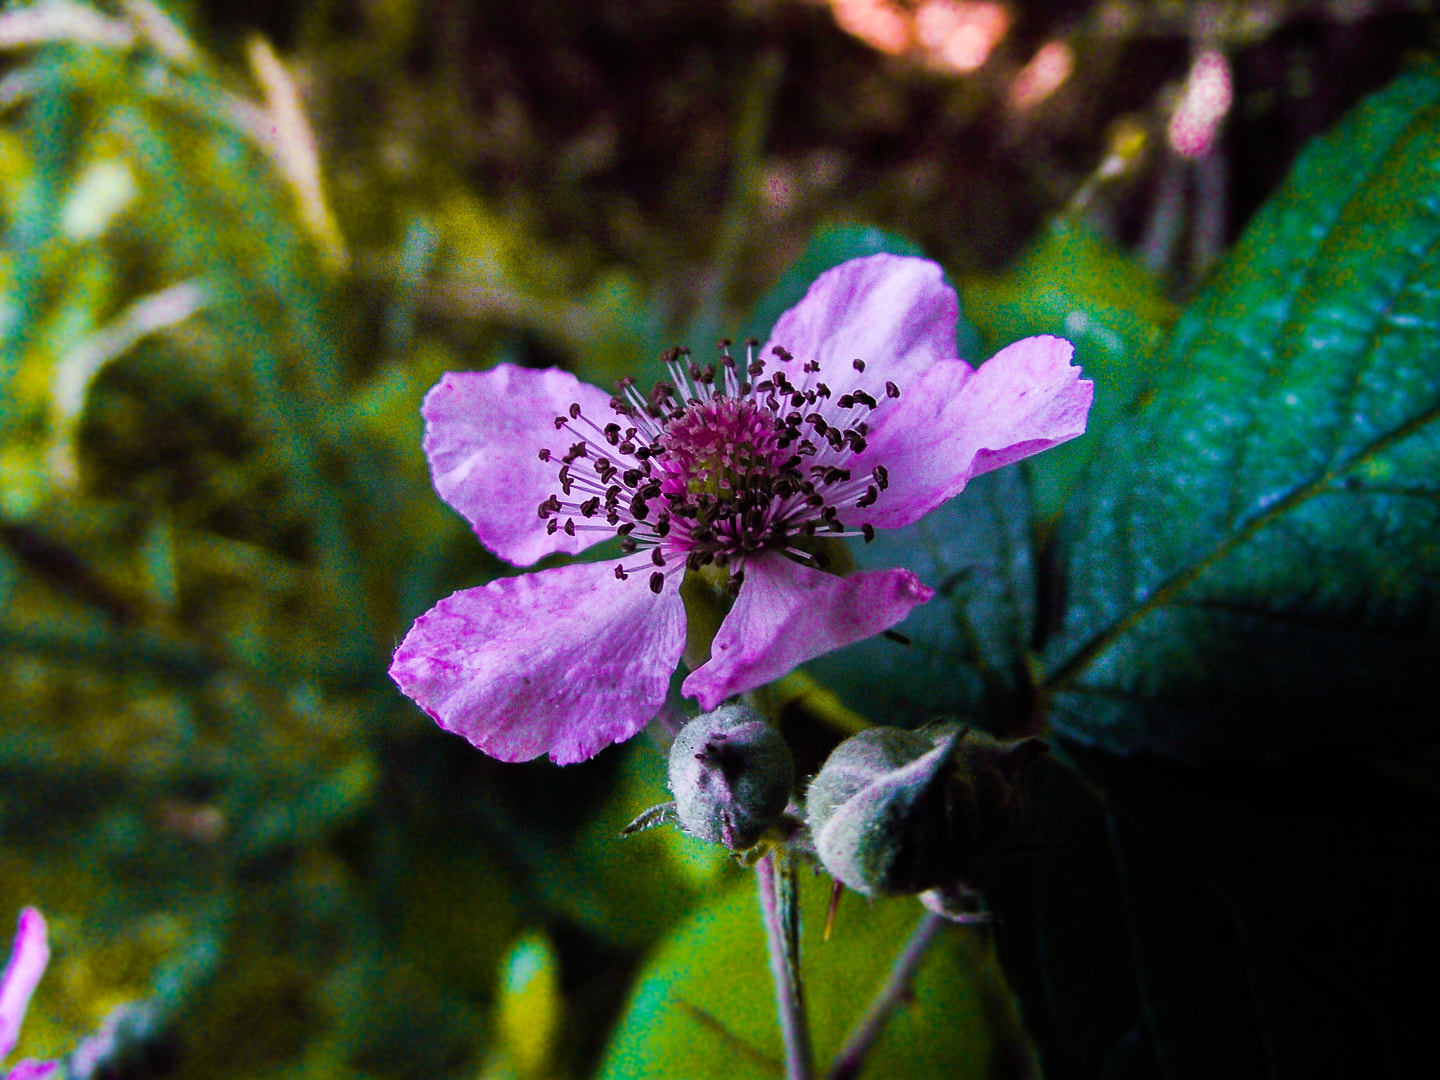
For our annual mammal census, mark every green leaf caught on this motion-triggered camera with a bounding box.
[806,466,1035,728]
[1044,63,1440,758]
[596,867,1028,1080]
[962,221,1177,519]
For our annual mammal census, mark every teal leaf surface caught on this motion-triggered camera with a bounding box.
[806,466,1035,728]
[1044,63,1440,758]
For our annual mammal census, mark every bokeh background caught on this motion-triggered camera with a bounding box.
[2,2,1436,1078]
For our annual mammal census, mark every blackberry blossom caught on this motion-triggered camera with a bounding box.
[392,254,1093,764]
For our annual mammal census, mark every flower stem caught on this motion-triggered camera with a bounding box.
[829,911,947,1080]
[756,850,814,1080]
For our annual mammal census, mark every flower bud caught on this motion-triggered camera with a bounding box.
[806,725,1045,899]
[668,703,795,851]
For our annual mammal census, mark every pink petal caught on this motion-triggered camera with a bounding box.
[423,364,617,566]
[851,335,1093,529]
[682,551,933,709]
[6,1061,60,1080]
[762,254,959,399]
[0,909,49,1064]
[390,561,687,764]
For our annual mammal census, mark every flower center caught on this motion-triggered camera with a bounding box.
[537,341,897,595]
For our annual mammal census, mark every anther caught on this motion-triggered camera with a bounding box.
[873,465,889,490]
[862,524,875,543]
[852,390,878,409]
[569,402,582,419]
[538,448,552,461]
[852,359,866,372]
[614,565,629,580]
[547,519,559,534]
[649,572,665,594]
[554,416,567,430]
[651,548,666,567]
[885,381,900,398]
[564,519,576,536]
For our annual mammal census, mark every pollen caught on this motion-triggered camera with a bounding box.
[538,341,895,592]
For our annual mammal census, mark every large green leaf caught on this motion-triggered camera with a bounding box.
[806,465,1035,728]
[1043,63,1440,759]
[596,867,1028,1079]
[961,221,1176,520]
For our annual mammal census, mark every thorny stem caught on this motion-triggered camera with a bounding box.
[757,850,814,1080]
[829,911,947,1080]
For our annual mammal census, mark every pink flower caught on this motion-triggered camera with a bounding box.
[1,909,59,1080]
[391,254,1092,763]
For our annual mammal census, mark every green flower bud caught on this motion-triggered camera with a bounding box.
[668,703,795,851]
[806,725,1045,899]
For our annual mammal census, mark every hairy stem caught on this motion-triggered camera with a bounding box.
[829,911,947,1080]
[757,850,814,1080]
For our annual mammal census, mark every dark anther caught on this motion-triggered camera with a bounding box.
[845,433,867,453]
[580,497,600,517]
[634,446,652,461]
[852,359,866,372]
[614,565,629,580]
[655,516,671,538]
[538,448,552,461]
[862,523,876,543]
[547,519,558,534]
[727,570,745,598]
[717,338,732,349]
[885,381,900,399]
[620,537,638,553]
[569,402,582,419]
[622,469,643,488]
[745,337,759,348]
[806,493,825,507]
[660,346,680,364]
[631,496,650,520]
[857,485,879,508]
[852,390,878,409]
[651,548,666,567]
[816,382,831,398]
[823,467,851,484]
[749,359,765,376]
[604,423,621,444]
[826,429,845,450]
[618,441,636,455]
[686,551,705,572]
[564,519,576,536]
[799,439,818,456]
[554,416,568,430]
[821,506,838,521]
[837,395,855,409]
[617,522,636,536]
[873,464,889,490]
[569,441,589,460]
[807,414,828,434]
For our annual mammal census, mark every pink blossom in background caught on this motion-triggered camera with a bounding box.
[391,254,1093,764]
[1,909,58,1080]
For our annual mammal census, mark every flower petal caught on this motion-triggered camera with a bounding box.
[762,254,958,398]
[7,1060,60,1080]
[391,561,687,764]
[423,364,617,566]
[0,909,48,1064]
[851,334,1093,529]
[682,552,933,709]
